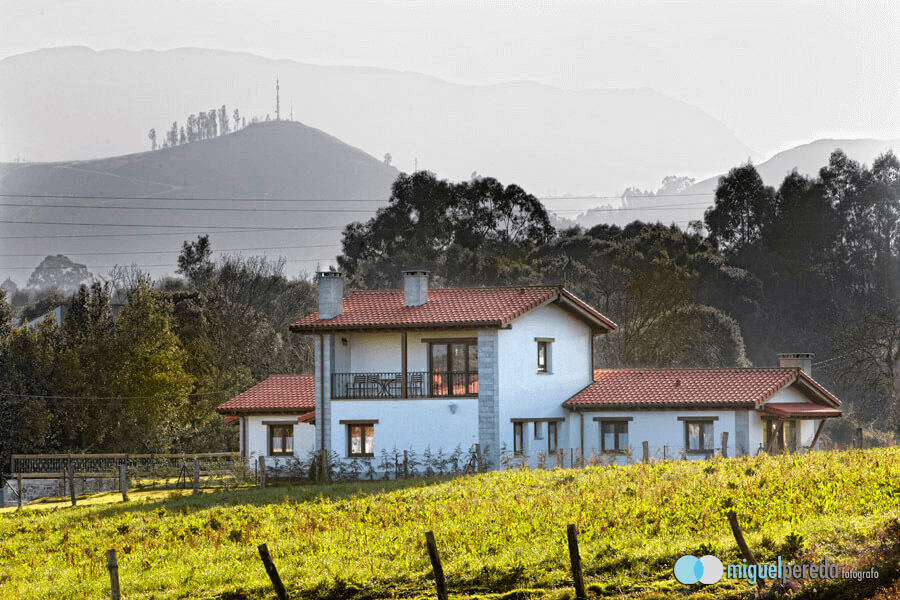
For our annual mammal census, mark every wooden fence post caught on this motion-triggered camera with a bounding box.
[856,427,863,449]
[192,457,200,496]
[642,441,649,464]
[257,543,289,600]
[119,465,128,502]
[566,524,586,600]
[425,531,448,600]
[258,455,267,490]
[721,431,729,459]
[726,510,762,588]
[68,458,76,506]
[107,548,121,600]
[403,450,409,479]
[16,473,22,510]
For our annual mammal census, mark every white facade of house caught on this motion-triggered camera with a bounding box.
[240,415,317,469]
[295,272,840,474]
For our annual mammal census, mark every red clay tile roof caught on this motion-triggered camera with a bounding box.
[216,374,315,414]
[566,368,841,410]
[290,286,616,333]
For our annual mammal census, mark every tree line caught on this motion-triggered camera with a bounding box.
[0,245,317,472]
[1,149,898,469]
[147,104,275,150]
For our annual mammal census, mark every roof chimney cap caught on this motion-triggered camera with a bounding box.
[317,271,344,319]
[403,270,429,307]
[778,353,813,374]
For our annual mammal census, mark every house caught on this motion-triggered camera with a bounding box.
[238,271,841,473]
[565,357,842,462]
[216,374,317,467]
[289,270,617,470]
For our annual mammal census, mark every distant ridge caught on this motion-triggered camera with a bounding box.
[0,120,399,283]
[681,137,900,197]
[0,46,759,195]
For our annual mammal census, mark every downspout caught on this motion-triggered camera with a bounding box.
[580,410,585,463]
[241,416,248,459]
[318,334,325,453]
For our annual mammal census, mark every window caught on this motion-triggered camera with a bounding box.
[429,340,478,396]
[513,422,524,455]
[547,421,558,453]
[347,423,375,457]
[534,421,544,440]
[684,420,715,454]
[600,421,628,453]
[536,339,553,373]
[268,424,294,456]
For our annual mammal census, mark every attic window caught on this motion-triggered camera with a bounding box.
[536,338,554,373]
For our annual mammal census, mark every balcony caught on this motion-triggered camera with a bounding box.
[332,372,478,399]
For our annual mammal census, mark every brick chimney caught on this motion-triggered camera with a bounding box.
[403,270,429,307]
[778,353,813,375]
[317,271,344,319]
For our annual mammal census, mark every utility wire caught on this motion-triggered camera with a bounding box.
[0,389,235,401]
[0,244,341,258]
[0,201,712,213]
[0,191,716,202]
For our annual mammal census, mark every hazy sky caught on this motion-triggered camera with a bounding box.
[2,0,898,157]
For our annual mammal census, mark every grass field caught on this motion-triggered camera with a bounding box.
[3,449,900,599]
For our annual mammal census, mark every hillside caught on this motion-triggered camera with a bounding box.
[2,449,900,599]
[572,138,900,230]
[0,46,759,196]
[0,120,399,283]
[681,137,900,198]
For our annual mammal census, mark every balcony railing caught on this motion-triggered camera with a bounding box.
[332,372,478,399]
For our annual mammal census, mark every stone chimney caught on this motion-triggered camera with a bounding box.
[778,353,813,375]
[317,271,344,319]
[403,270,429,307]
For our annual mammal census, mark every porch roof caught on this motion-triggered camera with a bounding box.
[564,367,841,411]
[216,374,315,414]
[290,285,617,334]
[761,403,842,419]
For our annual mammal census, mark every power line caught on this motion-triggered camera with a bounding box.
[0,226,344,239]
[0,258,337,271]
[0,200,712,214]
[0,244,342,258]
[0,389,235,401]
[0,191,716,202]
[0,219,347,230]
[0,202,380,213]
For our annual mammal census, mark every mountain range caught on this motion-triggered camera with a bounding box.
[0,46,758,195]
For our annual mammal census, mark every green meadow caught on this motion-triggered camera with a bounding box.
[3,449,900,599]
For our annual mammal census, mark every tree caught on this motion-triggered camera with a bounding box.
[233,108,240,131]
[26,255,92,293]
[383,152,392,166]
[339,171,554,288]
[208,109,218,138]
[833,307,900,428]
[219,105,230,135]
[177,235,214,284]
[148,128,157,151]
[704,162,777,254]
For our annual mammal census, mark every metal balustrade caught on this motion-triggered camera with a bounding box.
[331,372,478,399]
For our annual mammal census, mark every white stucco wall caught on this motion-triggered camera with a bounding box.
[497,304,593,463]
[329,397,478,458]
[575,410,740,464]
[245,415,316,469]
